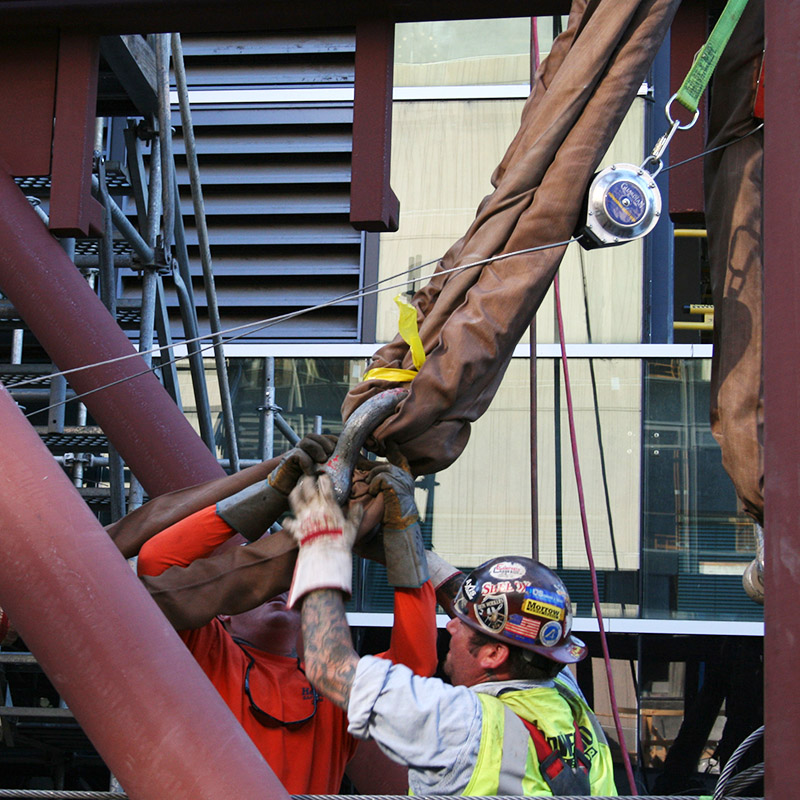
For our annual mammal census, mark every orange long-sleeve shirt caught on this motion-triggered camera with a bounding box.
[138,505,437,793]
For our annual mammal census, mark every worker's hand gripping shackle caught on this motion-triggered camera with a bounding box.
[324,387,409,504]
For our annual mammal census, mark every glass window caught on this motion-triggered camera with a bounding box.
[395,18,533,87]
[641,359,762,622]
[192,357,366,461]
[209,356,760,623]
[383,18,647,347]
[378,98,525,343]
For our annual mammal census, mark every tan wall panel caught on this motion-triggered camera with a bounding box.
[426,358,642,582]
[535,358,642,573]
[378,99,524,342]
[536,99,646,344]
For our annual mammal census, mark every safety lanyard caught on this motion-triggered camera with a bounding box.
[641,0,750,178]
[675,0,750,115]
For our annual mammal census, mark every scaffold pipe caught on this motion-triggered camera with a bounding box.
[0,169,223,496]
[0,384,289,800]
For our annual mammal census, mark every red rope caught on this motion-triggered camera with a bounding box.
[553,273,638,795]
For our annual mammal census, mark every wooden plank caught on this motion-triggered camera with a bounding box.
[100,34,158,115]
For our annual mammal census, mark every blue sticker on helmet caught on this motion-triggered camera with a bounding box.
[539,620,562,647]
[524,586,566,608]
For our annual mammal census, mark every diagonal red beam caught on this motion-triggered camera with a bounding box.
[0,384,288,800]
[0,169,224,496]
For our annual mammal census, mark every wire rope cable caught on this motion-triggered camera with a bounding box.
[12,239,578,419]
[712,725,765,800]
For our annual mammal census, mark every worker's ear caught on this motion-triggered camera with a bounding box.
[477,640,511,672]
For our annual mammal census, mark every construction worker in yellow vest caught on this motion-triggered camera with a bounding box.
[284,471,618,796]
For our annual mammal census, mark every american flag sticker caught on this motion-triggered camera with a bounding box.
[504,615,541,641]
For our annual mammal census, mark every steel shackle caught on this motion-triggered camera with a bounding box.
[324,387,409,503]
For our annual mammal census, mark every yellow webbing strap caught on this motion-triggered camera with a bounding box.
[363,295,426,382]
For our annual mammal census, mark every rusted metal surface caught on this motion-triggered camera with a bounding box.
[0,385,289,800]
[350,19,399,233]
[764,2,800,797]
[0,169,224,496]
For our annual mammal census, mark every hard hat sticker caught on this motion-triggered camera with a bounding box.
[525,586,566,608]
[461,577,479,601]
[475,595,507,633]
[567,641,586,659]
[488,561,526,580]
[504,614,541,645]
[521,597,564,621]
[539,620,562,647]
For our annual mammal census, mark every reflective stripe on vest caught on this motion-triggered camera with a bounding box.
[464,685,617,796]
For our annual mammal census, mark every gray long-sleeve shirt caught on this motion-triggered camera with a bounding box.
[347,654,585,795]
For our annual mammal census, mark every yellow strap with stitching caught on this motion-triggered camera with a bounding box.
[364,295,426,382]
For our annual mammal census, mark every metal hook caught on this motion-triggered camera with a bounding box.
[324,387,409,503]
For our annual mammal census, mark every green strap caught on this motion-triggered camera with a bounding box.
[675,0,750,114]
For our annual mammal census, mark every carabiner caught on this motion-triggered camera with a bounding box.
[324,387,409,503]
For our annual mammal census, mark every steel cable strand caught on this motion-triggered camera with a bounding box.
[290,795,766,800]
[13,241,579,420]
[712,725,765,800]
[720,762,765,796]
[0,795,766,800]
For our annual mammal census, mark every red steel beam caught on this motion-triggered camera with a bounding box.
[0,32,58,176]
[0,169,224,496]
[350,18,400,233]
[764,1,800,798]
[0,1,572,35]
[49,31,104,237]
[668,0,707,222]
[0,384,288,800]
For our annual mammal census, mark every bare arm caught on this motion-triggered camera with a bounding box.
[300,589,359,711]
[107,458,280,558]
[142,533,297,629]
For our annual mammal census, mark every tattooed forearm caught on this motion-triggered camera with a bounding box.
[301,589,359,710]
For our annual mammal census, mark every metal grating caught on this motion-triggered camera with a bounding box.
[77,487,112,507]
[14,163,132,196]
[74,238,134,257]
[0,364,53,384]
[0,296,141,331]
[34,429,109,454]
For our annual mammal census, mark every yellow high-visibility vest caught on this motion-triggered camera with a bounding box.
[463,681,617,797]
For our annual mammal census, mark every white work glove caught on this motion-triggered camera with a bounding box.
[284,473,363,609]
[216,434,336,541]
